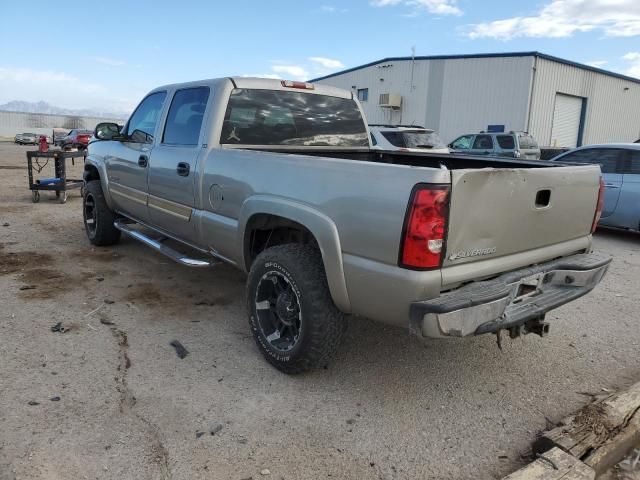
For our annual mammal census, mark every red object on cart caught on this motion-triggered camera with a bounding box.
[39,135,49,152]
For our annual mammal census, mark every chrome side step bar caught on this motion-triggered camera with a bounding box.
[114,220,215,268]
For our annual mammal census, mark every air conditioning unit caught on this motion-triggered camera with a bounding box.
[378,93,402,108]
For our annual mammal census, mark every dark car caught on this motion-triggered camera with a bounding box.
[61,129,93,150]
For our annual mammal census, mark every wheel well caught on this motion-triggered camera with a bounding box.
[84,164,100,182]
[244,214,317,270]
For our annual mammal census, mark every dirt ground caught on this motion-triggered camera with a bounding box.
[1,142,639,480]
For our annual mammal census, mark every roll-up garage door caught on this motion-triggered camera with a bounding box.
[550,93,583,148]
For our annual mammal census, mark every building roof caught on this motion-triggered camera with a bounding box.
[309,51,640,85]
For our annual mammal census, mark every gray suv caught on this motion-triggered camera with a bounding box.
[449,131,541,159]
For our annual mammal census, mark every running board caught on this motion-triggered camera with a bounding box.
[113,220,215,268]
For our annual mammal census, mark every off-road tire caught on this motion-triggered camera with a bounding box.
[83,180,121,246]
[247,244,346,374]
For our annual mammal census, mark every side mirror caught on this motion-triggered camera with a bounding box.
[447,143,453,148]
[94,122,122,141]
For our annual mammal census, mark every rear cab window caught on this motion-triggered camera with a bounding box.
[220,89,368,147]
[162,86,210,146]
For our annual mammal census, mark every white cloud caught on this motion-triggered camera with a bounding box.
[585,60,608,67]
[319,5,348,13]
[622,52,640,78]
[467,0,640,40]
[240,73,282,80]
[308,57,345,69]
[371,0,462,16]
[93,56,126,67]
[0,66,134,112]
[271,65,310,80]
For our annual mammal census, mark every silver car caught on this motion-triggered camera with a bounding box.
[552,143,640,232]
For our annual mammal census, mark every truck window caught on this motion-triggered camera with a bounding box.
[162,87,210,146]
[473,135,493,150]
[451,135,473,150]
[496,135,515,149]
[561,149,620,173]
[625,150,640,174]
[126,91,167,143]
[220,89,368,147]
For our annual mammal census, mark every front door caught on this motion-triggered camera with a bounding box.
[148,86,211,244]
[107,91,167,223]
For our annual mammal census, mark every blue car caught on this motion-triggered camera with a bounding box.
[552,144,640,232]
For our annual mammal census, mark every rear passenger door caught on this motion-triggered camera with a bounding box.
[147,86,211,244]
[469,134,494,156]
[496,134,516,157]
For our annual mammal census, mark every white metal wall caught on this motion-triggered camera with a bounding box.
[314,56,533,142]
[529,57,640,145]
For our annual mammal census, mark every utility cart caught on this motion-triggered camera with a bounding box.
[26,149,86,204]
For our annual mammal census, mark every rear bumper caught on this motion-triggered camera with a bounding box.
[410,251,611,338]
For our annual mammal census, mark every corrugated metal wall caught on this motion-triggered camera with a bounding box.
[315,56,533,142]
[528,57,640,145]
[0,111,123,139]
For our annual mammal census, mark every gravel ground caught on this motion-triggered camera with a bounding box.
[1,142,639,480]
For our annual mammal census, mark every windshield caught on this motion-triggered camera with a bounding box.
[381,130,446,149]
[221,89,368,147]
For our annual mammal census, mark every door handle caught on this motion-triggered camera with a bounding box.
[176,162,190,176]
[604,184,620,189]
[138,154,148,167]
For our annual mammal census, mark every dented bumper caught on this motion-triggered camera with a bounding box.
[410,251,611,338]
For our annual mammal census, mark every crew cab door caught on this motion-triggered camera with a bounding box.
[107,91,167,223]
[147,86,211,243]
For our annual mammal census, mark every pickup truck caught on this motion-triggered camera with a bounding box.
[84,77,611,374]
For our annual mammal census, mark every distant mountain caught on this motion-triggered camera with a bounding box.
[0,100,128,119]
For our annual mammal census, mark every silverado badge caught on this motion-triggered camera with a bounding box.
[449,247,497,261]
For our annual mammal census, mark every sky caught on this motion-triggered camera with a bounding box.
[1,0,639,114]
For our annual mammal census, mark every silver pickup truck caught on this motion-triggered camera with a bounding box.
[84,77,610,373]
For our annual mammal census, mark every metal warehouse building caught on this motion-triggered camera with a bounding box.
[311,51,640,147]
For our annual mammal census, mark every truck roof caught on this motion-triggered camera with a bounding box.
[149,77,353,99]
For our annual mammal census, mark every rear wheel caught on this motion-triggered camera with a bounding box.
[246,244,346,374]
[83,180,120,246]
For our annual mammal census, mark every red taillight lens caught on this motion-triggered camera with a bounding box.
[591,177,605,233]
[400,185,450,269]
[281,80,315,90]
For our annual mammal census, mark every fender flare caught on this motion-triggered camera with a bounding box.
[238,195,351,313]
[83,157,115,209]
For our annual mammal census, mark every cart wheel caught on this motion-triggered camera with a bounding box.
[59,191,67,204]
[32,191,40,203]
[55,191,60,198]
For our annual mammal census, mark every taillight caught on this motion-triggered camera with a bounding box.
[399,185,450,269]
[281,80,315,90]
[591,177,605,233]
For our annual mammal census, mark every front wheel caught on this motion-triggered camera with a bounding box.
[83,180,121,246]
[246,244,347,374]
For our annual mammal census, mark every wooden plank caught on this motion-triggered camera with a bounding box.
[533,382,640,473]
[502,447,594,480]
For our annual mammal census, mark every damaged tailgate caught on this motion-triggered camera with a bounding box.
[443,165,601,270]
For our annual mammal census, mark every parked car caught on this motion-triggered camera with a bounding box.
[369,125,449,154]
[61,129,93,150]
[53,128,69,147]
[449,131,541,159]
[551,144,640,232]
[84,77,609,373]
[14,133,39,145]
